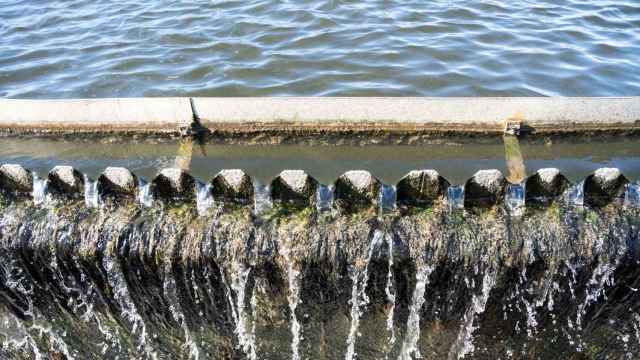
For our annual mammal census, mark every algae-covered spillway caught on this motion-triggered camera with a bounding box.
[0,98,640,360]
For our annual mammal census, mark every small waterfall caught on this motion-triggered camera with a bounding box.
[102,244,158,360]
[2,258,74,359]
[32,174,48,206]
[138,179,153,207]
[384,233,396,355]
[196,182,214,216]
[163,266,200,360]
[254,183,272,216]
[221,263,257,360]
[345,230,384,360]
[505,183,525,216]
[624,182,640,208]
[399,264,435,360]
[447,185,465,212]
[566,181,584,207]
[281,246,303,360]
[448,268,497,360]
[84,174,100,208]
[574,261,615,352]
[316,184,334,211]
[379,184,397,213]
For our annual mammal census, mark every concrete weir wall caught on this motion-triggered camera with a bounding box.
[0,97,639,137]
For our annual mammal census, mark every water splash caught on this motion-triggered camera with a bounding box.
[399,264,435,360]
[254,183,272,216]
[84,174,100,208]
[221,263,257,360]
[505,183,525,216]
[384,233,396,356]
[447,185,465,212]
[196,182,214,216]
[345,230,384,360]
[138,179,153,207]
[448,268,497,360]
[316,184,334,211]
[624,182,640,208]
[32,174,48,206]
[379,184,397,214]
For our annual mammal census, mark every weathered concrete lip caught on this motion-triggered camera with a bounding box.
[0,98,193,135]
[1,97,639,137]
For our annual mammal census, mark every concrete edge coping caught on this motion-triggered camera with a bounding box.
[0,98,193,130]
[0,97,639,134]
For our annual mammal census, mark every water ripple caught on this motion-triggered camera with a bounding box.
[1,0,639,97]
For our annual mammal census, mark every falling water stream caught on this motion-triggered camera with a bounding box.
[399,265,435,360]
[345,230,384,360]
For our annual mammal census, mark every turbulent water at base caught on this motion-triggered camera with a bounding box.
[0,191,639,359]
[2,0,640,97]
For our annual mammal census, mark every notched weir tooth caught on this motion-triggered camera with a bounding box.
[48,165,85,199]
[464,169,506,208]
[334,170,381,213]
[584,167,629,207]
[396,169,450,208]
[270,170,319,208]
[97,167,139,201]
[210,169,254,205]
[151,168,196,203]
[0,163,34,199]
[525,168,570,205]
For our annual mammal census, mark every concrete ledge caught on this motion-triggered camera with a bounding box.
[0,97,638,136]
[0,98,192,134]
[194,97,640,134]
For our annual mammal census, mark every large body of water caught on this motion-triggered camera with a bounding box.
[1,0,640,98]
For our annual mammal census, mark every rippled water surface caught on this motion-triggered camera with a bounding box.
[1,0,640,97]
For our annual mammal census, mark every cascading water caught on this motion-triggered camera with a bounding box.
[196,182,214,216]
[448,268,497,360]
[625,182,640,208]
[280,245,303,360]
[253,183,272,216]
[138,178,153,207]
[567,181,584,207]
[506,183,525,216]
[379,184,397,214]
[0,168,639,359]
[399,264,435,360]
[32,174,47,206]
[316,184,334,211]
[84,174,100,208]
[384,233,396,356]
[447,185,464,212]
[345,230,384,360]
[222,263,257,360]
